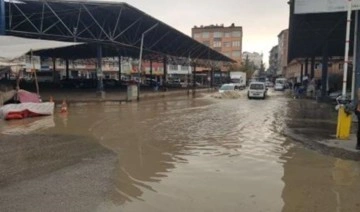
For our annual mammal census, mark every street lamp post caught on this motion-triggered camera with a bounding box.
[137,23,159,101]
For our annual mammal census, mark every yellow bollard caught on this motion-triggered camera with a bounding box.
[336,105,352,139]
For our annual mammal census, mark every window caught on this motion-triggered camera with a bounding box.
[214,32,223,38]
[213,41,222,47]
[232,41,241,47]
[223,42,231,48]
[250,84,264,90]
[202,32,210,38]
[225,32,231,38]
[223,52,231,57]
[194,33,201,38]
[181,65,189,71]
[169,65,178,70]
[203,41,210,46]
[232,31,242,37]
[232,51,241,57]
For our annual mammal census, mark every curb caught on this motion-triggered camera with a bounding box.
[51,88,213,105]
[284,128,360,161]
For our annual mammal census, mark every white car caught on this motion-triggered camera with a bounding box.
[248,82,267,99]
[219,84,236,93]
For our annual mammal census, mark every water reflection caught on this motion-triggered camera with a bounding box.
[3,94,360,211]
[281,143,360,212]
[91,96,290,210]
[282,98,360,212]
[62,98,197,205]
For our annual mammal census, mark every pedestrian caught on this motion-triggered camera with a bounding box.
[355,89,360,150]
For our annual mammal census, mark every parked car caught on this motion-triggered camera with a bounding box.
[248,82,267,99]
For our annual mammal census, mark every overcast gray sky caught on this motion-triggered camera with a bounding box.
[115,0,289,65]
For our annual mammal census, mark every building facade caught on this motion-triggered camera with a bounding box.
[242,51,263,69]
[286,57,345,81]
[278,29,289,77]
[267,45,279,77]
[192,24,243,64]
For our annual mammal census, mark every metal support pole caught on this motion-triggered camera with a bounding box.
[356,11,360,103]
[310,56,315,79]
[300,63,304,84]
[163,57,167,89]
[210,68,214,88]
[31,50,40,96]
[321,42,329,98]
[192,64,196,95]
[65,59,69,80]
[52,57,56,83]
[118,55,122,84]
[150,60,153,83]
[342,0,353,99]
[0,0,4,35]
[138,23,158,98]
[96,44,104,96]
[220,71,223,84]
[352,11,359,102]
[305,58,309,77]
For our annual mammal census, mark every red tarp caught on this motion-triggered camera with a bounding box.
[17,90,40,103]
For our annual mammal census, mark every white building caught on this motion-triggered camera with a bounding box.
[242,52,263,68]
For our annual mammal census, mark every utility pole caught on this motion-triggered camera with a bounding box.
[336,0,353,140]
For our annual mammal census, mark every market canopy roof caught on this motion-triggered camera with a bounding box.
[0,35,82,62]
[288,0,354,62]
[4,0,235,63]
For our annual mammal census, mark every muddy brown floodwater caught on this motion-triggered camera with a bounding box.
[1,93,360,212]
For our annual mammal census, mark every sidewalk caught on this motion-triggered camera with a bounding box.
[39,88,213,104]
[284,97,360,161]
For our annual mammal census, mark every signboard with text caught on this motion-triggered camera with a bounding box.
[295,0,360,14]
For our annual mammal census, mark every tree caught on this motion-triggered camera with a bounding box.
[228,55,257,81]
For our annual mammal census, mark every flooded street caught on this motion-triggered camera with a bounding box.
[1,92,360,212]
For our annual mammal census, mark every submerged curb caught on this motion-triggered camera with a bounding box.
[284,128,360,161]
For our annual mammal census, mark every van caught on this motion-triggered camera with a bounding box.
[248,82,267,99]
[274,78,286,91]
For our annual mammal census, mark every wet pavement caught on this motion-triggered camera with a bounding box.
[1,90,360,211]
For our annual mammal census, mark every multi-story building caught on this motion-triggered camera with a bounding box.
[278,29,289,77]
[268,45,279,77]
[242,51,263,69]
[192,23,243,64]
[286,57,345,80]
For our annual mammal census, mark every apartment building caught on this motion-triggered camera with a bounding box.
[278,29,289,76]
[286,57,345,81]
[268,45,279,77]
[192,23,243,64]
[242,51,263,69]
